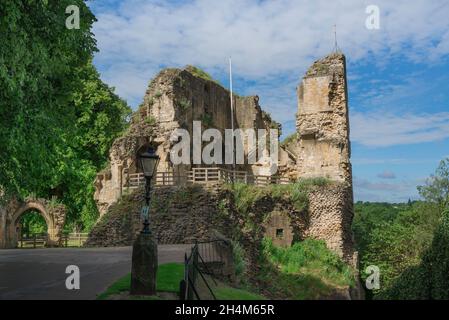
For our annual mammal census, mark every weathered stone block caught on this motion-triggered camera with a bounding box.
[130,233,158,296]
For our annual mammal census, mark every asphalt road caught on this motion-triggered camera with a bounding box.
[0,245,192,300]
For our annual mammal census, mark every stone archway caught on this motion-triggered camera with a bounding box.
[0,198,66,249]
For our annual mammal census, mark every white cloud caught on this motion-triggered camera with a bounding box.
[352,158,440,165]
[351,111,449,147]
[353,176,421,202]
[377,170,396,179]
[90,0,449,105]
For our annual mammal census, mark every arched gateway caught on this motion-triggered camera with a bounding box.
[0,198,66,248]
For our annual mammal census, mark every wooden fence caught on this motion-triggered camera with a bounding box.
[19,233,47,248]
[125,167,292,189]
[60,233,89,247]
[18,233,88,248]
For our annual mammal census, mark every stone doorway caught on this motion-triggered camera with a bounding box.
[0,198,66,249]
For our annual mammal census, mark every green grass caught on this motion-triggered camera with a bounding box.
[228,179,330,215]
[97,262,265,300]
[185,65,220,84]
[215,285,266,300]
[258,238,355,299]
[97,263,184,300]
[156,263,184,292]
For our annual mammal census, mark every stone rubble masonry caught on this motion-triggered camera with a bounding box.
[307,183,355,263]
[85,186,232,247]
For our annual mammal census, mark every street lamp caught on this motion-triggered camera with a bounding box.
[139,147,160,234]
[131,147,160,296]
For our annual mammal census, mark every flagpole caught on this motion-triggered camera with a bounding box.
[229,57,235,175]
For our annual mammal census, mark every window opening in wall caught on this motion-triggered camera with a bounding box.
[276,228,284,239]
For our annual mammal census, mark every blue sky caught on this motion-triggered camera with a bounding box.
[87,0,449,202]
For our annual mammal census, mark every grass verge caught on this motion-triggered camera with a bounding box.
[97,263,183,300]
[258,238,355,299]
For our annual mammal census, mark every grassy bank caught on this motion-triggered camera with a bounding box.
[256,238,355,299]
[97,262,265,300]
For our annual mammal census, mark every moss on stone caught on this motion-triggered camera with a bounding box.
[226,178,330,216]
[281,132,298,149]
[184,65,220,84]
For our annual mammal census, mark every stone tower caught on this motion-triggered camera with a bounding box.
[296,53,352,183]
[295,53,356,264]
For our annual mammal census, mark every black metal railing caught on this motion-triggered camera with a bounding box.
[180,240,229,300]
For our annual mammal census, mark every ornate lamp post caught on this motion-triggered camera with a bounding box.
[139,148,160,234]
[130,147,160,296]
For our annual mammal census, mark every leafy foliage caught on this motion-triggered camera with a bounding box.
[145,116,157,126]
[417,158,449,210]
[19,211,47,235]
[354,158,449,299]
[354,201,440,298]
[0,2,131,231]
[0,0,97,198]
[258,238,355,299]
[201,113,214,128]
[380,208,449,299]
[177,97,191,111]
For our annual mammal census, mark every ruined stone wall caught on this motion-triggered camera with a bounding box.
[94,66,292,216]
[296,53,352,183]
[91,53,356,268]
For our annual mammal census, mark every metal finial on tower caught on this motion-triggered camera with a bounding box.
[333,24,340,53]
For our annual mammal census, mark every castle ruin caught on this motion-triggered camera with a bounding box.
[92,52,355,262]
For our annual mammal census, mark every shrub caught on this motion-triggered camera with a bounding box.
[231,240,247,279]
[185,65,219,84]
[201,113,214,128]
[177,98,191,111]
[145,116,157,126]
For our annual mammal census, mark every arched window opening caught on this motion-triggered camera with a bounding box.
[16,210,48,248]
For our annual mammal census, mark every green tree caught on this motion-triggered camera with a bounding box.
[354,201,440,298]
[0,1,131,231]
[417,158,449,211]
[58,63,131,230]
[382,207,449,299]
[0,0,97,198]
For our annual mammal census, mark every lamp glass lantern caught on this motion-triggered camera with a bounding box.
[139,148,160,178]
